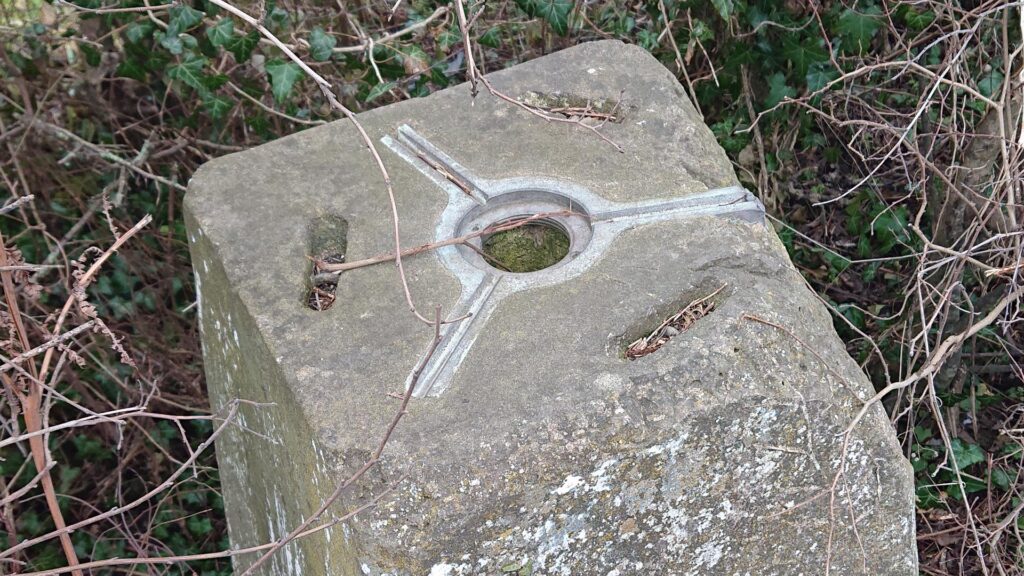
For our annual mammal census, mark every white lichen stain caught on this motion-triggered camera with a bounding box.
[428,562,471,576]
[552,475,585,496]
[691,541,724,572]
[531,513,590,575]
[590,459,617,492]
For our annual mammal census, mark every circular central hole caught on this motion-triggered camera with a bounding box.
[481,219,571,273]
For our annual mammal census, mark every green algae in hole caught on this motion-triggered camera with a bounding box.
[482,221,570,273]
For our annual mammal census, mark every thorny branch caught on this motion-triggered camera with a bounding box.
[0,223,82,575]
[844,287,1024,437]
[733,3,1024,570]
[0,399,247,561]
[0,214,156,572]
[11,479,399,575]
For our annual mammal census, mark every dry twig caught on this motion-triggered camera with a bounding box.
[626,284,726,359]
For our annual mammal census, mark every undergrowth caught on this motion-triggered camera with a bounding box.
[0,0,1021,574]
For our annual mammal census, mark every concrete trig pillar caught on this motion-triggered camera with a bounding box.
[186,40,917,575]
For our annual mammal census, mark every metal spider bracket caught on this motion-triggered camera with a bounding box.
[382,125,765,397]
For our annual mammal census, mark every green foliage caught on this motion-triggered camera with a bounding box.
[225,30,259,62]
[950,438,986,471]
[911,425,1021,507]
[806,62,839,91]
[710,117,751,155]
[479,26,503,48]
[169,4,205,32]
[516,0,574,35]
[366,80,397,103]
[978,68,1005,98]
[711,0,735,21]
[897,5,935,32]
[205,17,234,47]
[837,5,882,53]
[845,191,914,257]
[166,54,207,92]
[265,59,303,102]
[782,35,829,78]
[308,27,336,61]
[765,72,796,107]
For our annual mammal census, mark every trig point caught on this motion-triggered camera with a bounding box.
[186,40,916,575]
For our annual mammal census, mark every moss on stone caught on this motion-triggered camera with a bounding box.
[483,223,570,273]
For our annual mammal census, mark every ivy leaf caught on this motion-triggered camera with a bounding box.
[158,32,184,55]
[200,73,229,91]
[901,7,935,32]
[168,5,205,32]
[80,43,101,67]
[782,35,828,78]
[125,22,154,44]
[992,468,1011,491]
[202,93,233,119]
[116,60,147,82]
[166,54,208,92]
[691,18,712,42]
[206,18,234,47]
[873,206,910,254]
[822,250,852,278]
[437,29,460,51]
[401,45,431,75]
[180,33,199,51]
[225,30,259,62]
[265,59,302,103]
[837,6,882,53]
[267,6,291,28]
[187,516,214,536]
[806,62,839,92]
[978,69,1004,98]
[307,27,336,62]
[365,80,396,103]
[72,435,112,461]
[916,485,942,508]
[516,0,573,36]
[637,29,659,52]
[479,26,502,48]
[765,72,796,108]
[711,0,734,21]
[950,439,986,471]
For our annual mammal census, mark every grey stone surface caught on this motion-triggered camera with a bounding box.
[185,40,917,575]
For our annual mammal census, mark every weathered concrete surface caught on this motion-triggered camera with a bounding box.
[186,40,917,575]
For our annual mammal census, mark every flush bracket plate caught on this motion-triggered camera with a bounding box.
[383,125,765,397]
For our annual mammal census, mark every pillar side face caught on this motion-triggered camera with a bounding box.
[186,208,361,575]
[186,40,917,575]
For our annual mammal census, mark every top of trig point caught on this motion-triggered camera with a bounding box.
[186,40,915,575]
